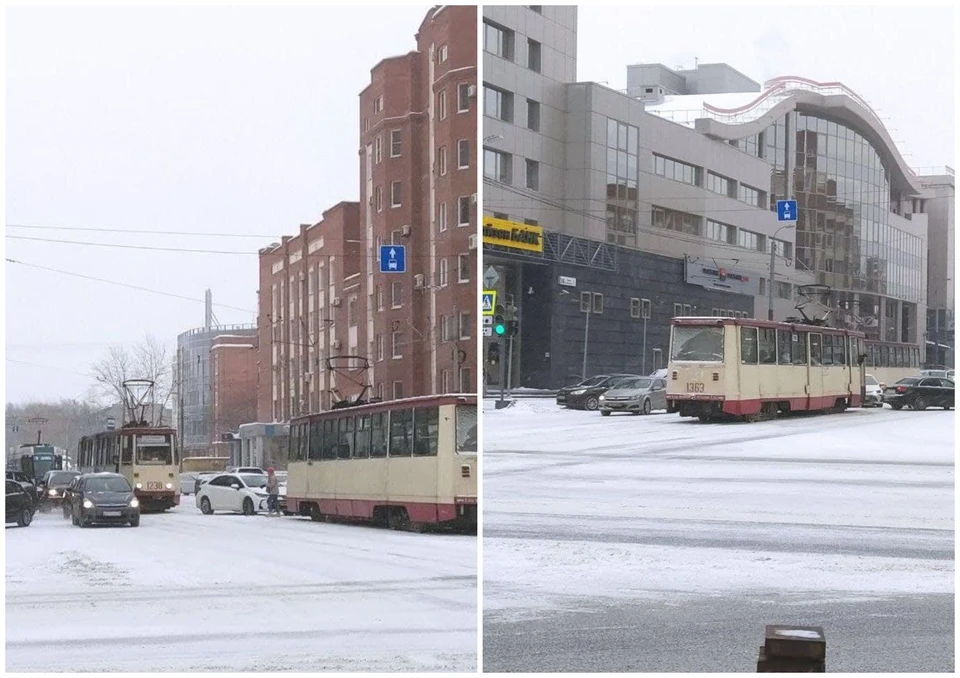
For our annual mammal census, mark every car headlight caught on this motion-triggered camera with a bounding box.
[82,499,94,509]
[599,395,605,401]
[48,489,57,496]
[130,499,140,508]
[135,483,143,490]
[165,482,173,490]
[572,389,586,395]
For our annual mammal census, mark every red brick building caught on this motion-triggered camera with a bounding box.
[210,334,258,447]
[256,6,477,422]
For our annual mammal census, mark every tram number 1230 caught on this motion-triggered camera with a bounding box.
[686,382,705,393]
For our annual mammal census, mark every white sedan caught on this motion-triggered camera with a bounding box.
[195,473,282,516]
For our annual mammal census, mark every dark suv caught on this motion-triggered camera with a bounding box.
[6,480,35,527]
[5,470,38,507]
[38,470,81,513]
[69,473,141,528]
[556,374,640,411]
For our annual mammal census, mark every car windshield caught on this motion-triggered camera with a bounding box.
[47,472,78,486]
[671,326,724,362]
[241,474,268,488]
[85,477,132,493]
[456,405,478,454]
[577,376,608,387]
[620,378,652,390]
[896,377,920,385]
[865,375,879,386]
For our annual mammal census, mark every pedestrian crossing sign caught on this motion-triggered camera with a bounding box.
[482,290,497,316]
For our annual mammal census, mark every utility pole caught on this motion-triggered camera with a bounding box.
[768,223,796,320]
[582,298,591,381]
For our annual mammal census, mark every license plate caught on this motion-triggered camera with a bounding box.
[103,511,122,517]
[686,382,705,393]
[146,482,162,490]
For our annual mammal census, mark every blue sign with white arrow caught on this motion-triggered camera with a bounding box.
[379,245,406,274]
[776,199,798,222]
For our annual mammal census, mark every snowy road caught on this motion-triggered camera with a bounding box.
[482,401,954,672]
[6,507,477,672]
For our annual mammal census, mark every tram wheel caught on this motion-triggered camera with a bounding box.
[309,504,323,522]
[698,414,712,423]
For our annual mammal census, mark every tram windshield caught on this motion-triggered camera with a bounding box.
[456,405,477,454]
[671,326,725,362]
[135,434,174,465]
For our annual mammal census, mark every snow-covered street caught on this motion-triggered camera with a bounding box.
[482,400,954,672]
[6,507,477,672]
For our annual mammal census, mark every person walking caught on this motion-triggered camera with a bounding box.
[265,467,280,516]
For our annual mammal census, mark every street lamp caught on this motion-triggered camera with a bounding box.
[768,224,796,321]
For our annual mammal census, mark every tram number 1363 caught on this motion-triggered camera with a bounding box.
[686,382,705,393]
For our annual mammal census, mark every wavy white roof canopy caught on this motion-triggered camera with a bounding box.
[644,76,923,196]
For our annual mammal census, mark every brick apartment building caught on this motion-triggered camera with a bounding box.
[257,6,477,422]
[210,334,258,445]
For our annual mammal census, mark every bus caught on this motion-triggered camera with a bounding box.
[19,444,62,485]
[286,394,477,532]
[667,316,866,422]
[77,426,180,511]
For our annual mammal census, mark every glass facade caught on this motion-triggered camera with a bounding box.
[763,111,923,342]
[605,117,640,246]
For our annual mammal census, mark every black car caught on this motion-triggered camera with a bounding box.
[69,473,141,528]
[556,374,640,411]
[38,470,81,513]
[6,480,35,527]
[5,470,38,507]
[883,377,954,411]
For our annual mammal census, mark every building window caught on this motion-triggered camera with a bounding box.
[738,229,761,251]
[592,293,604,314]
[458,253,470,282]
[373,96,383,114]
[483,21,514,60]
[441,315,452,342]
[706,219,736,244]
[527,38,541,73]
[683,304,692,316]
[374,135,382,164]
[459,367,472,393]
[374,186,382,212]
[375,334,383,361]
[458,83,471,112]
[390,130,401,158]
[653,154,700,186]
[438,44,448,64]
[438,202,447,232]
[738,183,763,207]
[376,284,383,311]
[652,205,702,236]
[362,118,369,133]
[458,196,471,226]
[439,258,449,286]
[391,181,402,208]
[484,148,511,183]
[459,312,471,339]
[580,291,591,312]
[458,139,470,169]
[483,84,513,123]
[347,296,358,326]
[391,281,402,308]
[441,369,451,393]
[393,381,403,399]
[392,332,403,358]
[673,302,683,317]
[707,171,735,197]
[630,297,641,318]
[777,282,792,300]
[438,89,447,120]
[525,159,539,190]
[437,146,447,176]
[527,99,540,131]
[770,238,791,259]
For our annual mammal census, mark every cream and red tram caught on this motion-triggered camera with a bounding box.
[77,426,180,511]
[286,394,478,532]
[667,317,866,422]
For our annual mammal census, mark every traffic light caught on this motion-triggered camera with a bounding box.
[487,342,501,366]
[506,319,520,337]
[494,304,506,336]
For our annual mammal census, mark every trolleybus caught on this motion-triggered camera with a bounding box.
[77,426,180,511]
[286,393,477,532]
[667,316,866,422]
[18,444,62,485]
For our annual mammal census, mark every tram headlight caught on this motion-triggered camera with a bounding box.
[82,499,94,509]
[135,483,143,490]
[129,498,140,508]
[165,482,173,490]
[48,489,57,497]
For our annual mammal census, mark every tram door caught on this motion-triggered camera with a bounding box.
[808,334,824,408]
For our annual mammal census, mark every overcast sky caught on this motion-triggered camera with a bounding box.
[577,5,954,170]
[6,5,431,404]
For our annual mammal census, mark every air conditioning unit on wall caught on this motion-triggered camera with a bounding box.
[467,85,477,97]
[331,297,342,307]
[332,339,342,350]
[468,234,477,250]
[401,225,411,237]
[414,274,425,289]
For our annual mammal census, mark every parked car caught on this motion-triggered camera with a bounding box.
[599,376,668,416]
[883,377,954,411]
[5,470,38,507]
[226,467,266,475]
[556,374,639,411]
[69,473,140,528]
[863,374,884,408]
[37,470,81,513]
[194,472,219,495]
[196,473,278,516]
[6,480,35,527]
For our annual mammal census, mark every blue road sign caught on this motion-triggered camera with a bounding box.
[379,245,406,273]
[777,199,798,222]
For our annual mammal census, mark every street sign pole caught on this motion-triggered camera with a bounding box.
[498,342,506,407]
[507,335,515,395]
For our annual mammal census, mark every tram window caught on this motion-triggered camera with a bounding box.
[758,329,776,364]
[389,409,413,457]
[370,413,388,458]
[777,329,792,364]
[413,407,439,456]
[354,415,371,459]
[810,334,822,366]
[308,421,322,460]
[298,423,309,460]
[821,335,834,366]
[121,436,133,464]
[791,332,807,365]
[321,419,339,460]
[835,338,846,367]
[339,416,354,459]
[740,327,759,364]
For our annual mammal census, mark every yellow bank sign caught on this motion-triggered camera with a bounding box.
[482,216,544,253]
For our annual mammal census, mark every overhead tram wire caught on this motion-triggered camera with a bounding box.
[6,223,284,238]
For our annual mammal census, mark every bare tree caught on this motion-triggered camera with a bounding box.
[90,335,173,426]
